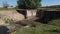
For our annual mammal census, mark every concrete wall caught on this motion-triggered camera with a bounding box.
[17,9,37,19]
[36,10,60,23]
[27,10,37,18]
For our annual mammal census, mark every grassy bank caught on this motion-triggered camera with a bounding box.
[11,19,60,34]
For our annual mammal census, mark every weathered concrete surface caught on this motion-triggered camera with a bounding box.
[17,9,37,19]
[0,19,5,26]
[0,10,24,26]
[0,10,24,21]
[36,10,60,23]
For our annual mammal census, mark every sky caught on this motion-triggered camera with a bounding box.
[0,0,17,7]
[0,0,60,7]
[42,0,60,6]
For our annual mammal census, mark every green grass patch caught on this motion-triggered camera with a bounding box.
[10,19,60,34]
[48,19,60,27]
[4,18,14,24]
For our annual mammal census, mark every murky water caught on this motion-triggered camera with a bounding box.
[0,26,9,34]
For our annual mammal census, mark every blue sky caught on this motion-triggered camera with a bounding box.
[0,0,17,7]
[42,0,60,6]
[0,0,60,7]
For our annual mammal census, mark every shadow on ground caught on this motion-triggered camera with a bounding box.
[16,10,27,19]
[0,26,9,34]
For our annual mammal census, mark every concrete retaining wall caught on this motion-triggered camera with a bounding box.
[36,10,60,23]
[17,9,37,19]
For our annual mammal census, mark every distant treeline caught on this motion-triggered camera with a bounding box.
[38,5,60,11]
[42,5,60,8]
[0,8,16,10]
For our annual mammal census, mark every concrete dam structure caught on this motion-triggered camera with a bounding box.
[36,10,60,23]
[17,9,37,19]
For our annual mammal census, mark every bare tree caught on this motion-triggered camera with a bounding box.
[3,1,9,8]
